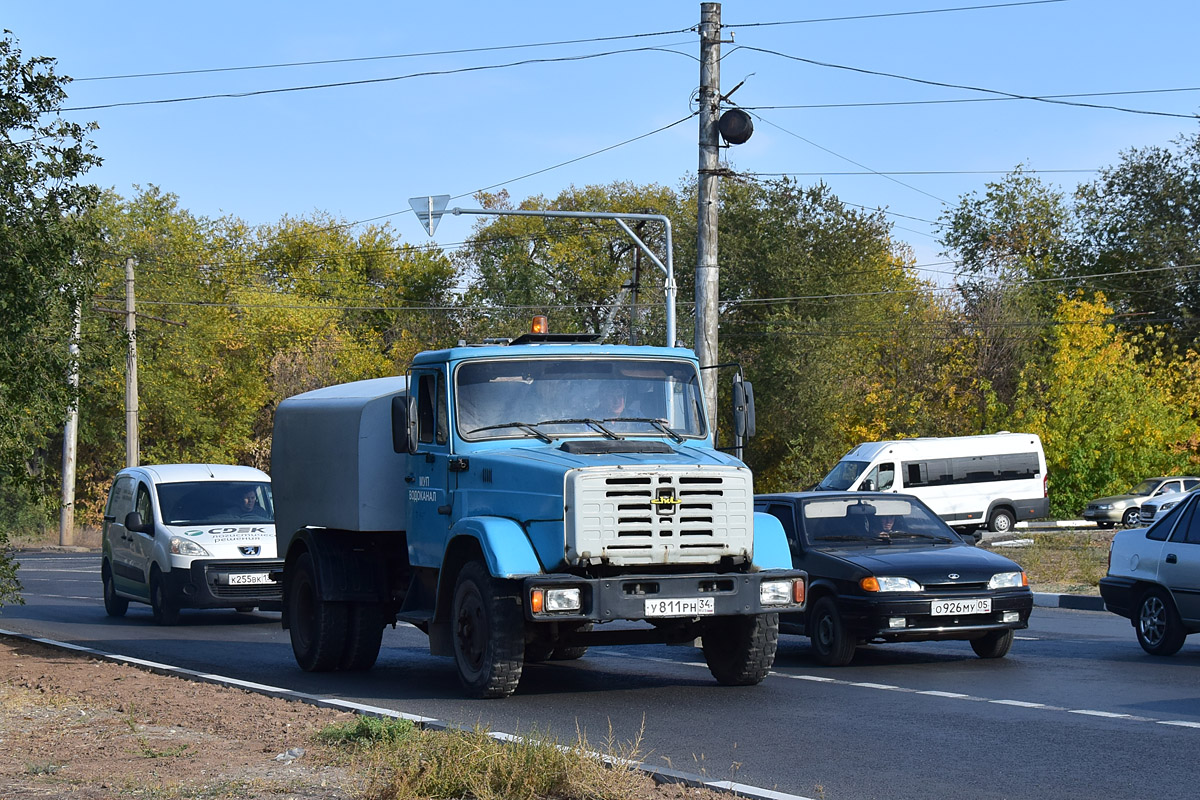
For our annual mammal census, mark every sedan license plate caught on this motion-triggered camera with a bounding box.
[932,597,991,616]
[227,573,272,586]
[645,597,715,617]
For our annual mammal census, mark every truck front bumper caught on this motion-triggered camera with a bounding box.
[521,570,807,623]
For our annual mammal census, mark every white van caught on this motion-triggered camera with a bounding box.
[101,464,283,624]
[815,433,1049,536]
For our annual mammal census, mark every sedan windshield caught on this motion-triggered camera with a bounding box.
[455,357,707,441]
[156,482,274,525]
[1129,479,1161,496]
[800,497,959,547]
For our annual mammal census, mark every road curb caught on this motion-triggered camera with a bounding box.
[1033,592,1106,611]
[0,628,815,800]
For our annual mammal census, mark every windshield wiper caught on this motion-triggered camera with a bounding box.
[465,421,553,443]
[888,532,952,542]
[534,418,622,440]
[813,535,873,543]
[609,416,685,443]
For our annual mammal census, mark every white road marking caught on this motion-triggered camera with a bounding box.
[1069,710,1136,719]
[1159,720,1200,729]
[990,700,1047,708]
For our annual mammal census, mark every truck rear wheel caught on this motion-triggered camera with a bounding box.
[701,612,779,686]
[452,561,524,698]
[340,603,385,671]
[288,552,349,672]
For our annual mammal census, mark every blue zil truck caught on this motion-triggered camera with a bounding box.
[271,328,806,697]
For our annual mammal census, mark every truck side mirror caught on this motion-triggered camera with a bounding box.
[733,379,756,439]
[391,395,418,454]
[124,511,149,533]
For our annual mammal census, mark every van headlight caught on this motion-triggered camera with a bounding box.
[988,571,1026,589]
[170,537,211,557]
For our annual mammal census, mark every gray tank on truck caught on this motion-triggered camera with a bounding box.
[272,334,806,698]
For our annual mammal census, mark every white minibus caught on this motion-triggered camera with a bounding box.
[815,432,1049,537]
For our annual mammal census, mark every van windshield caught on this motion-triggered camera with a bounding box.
[817,460,869,491]
[156,482,274,526]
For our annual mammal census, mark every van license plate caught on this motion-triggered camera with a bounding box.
[645,598,715,617]
[932,598,991,616]
[227,573,272,586]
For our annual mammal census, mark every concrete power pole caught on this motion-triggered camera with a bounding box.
[696,2,722,432]
[59,286,82,546]
[124,256,139,468]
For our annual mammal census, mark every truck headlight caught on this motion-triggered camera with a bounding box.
[760,579,799,606]
[988,571,1027,589]
[531,587,581,614]
[169,536,211,557]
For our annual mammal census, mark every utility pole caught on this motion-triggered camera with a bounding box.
[59,273,82,547]
[696,2,722,431]
[124,256,139,468]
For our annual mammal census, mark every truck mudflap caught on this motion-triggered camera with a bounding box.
[521,570,807,623]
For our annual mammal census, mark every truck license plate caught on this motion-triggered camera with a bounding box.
[227,573,272,586]
[645,597,715,617]
[931,597,991,616]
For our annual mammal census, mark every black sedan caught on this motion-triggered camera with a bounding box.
[756,492,1034,665]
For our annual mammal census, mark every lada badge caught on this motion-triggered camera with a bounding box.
[948,573,960,580]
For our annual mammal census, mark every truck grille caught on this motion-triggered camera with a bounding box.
[565,466,754,566]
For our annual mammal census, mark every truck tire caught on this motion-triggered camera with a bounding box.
[701,612,779,686]
[288,552,349,672]
[451,561,524,698]
[150,566,181,626]
[340,603,385,671]
[551,622,593,660]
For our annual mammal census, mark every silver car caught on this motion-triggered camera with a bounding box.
[1083,476,1200,529]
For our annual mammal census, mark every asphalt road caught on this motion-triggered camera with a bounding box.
[5,551,1199,800]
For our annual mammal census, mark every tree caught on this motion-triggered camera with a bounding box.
[1073,130,1200,348]
[0,31,100,605]
[1011,293,1200,517]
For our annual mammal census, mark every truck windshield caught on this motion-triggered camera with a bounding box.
[816,460,870,491]
[455,357,707,441]
[156,481,274,525]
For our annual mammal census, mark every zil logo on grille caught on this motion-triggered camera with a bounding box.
[239,546,261,556]
[651,488,682,515]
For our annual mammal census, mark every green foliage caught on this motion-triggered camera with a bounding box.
[1012,293,1200,516]
[317,714,414,747]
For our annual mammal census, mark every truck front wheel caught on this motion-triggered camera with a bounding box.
[288,552,349,672]
[701,612,779,686]
[452,561,524,698]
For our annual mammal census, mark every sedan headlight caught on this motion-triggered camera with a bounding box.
[169,536,211,556]
[1161,500,1180,512]
[861,576,923,592]
[988,571,1027,589]
[1096,503,1113,510]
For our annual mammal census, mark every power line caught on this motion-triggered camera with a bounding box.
[724,1,1067,29]
[733,46,1200,120]
[62,46,696,112]
[746,169,1097,177]
[745,86,1200,111]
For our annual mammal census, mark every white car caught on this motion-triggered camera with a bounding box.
[101,464,283,624]
[1139,487,1200,525]
[1100,489,1200,655]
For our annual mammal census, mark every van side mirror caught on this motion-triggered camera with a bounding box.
[860,479,876,492]
[124,511,150,533]
[392,394,419,454]
[733,379,756,439]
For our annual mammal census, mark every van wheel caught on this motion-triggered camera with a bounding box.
[102,561,128,617]
[452,561,524,698]
[702,613,778,685]
[988,508,1015,534]
[287,552,349,671]
[149,567,180,626]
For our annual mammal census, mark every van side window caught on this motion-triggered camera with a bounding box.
[865,463,894,491]
[903,453,1039,488]
[135,483,153,524]
[105,476,134,520]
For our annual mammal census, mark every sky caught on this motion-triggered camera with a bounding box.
[6,0,1199,285]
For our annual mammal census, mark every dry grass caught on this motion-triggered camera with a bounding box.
[985,529,1115,594]
[5,524,102,550]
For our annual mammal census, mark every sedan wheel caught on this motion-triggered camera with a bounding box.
[1121,508,1141,528]
[1136,588,1186,656]
[810,597,856,666]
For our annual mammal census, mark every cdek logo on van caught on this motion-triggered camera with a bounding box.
[184,527,269,536]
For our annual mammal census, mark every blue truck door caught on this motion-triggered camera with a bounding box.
[405,369,453,567]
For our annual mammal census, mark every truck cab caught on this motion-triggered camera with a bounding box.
[272,335,805,697]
